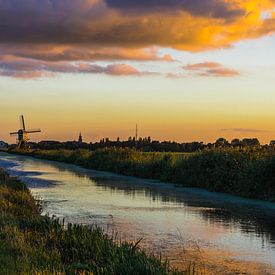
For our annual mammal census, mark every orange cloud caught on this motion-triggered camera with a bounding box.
[0,0,274,78]
[0,45,174,62]
[0,1,274,51]
[183,62,239,77]
[105,64,151,76]
[0,59,156,78]
[184,62,222,70]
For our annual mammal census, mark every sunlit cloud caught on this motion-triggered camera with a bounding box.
[0,45,174,62]
[0,0,275,78]
[183,62,239,77]
[0,0,274,50]
[103,63,157,76]
[0,59,156,79]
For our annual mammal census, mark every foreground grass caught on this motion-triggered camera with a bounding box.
[0,168,183,274]
[5,147,275,201]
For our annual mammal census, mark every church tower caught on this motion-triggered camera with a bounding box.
[78,132,83,143]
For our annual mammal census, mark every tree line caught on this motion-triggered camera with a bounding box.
[24,136,275,152]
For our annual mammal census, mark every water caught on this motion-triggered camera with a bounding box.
[0,152,275,270]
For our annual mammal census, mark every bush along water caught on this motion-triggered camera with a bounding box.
[6,147,275,201]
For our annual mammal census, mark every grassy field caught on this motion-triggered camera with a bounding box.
[0,168,185,274]
[4,147,275,201]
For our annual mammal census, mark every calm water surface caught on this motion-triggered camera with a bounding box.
[0,152,274,268]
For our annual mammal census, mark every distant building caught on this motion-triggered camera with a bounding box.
[0,141,8,149]
[78,132,83,143]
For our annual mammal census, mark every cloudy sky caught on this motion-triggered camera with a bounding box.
[1,0,275,143]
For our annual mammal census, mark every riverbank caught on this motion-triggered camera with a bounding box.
[5,147,275,201]
[1,152,275,274]
[0,168,182,274]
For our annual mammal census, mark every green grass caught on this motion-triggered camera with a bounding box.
[0,168,185,274]
[6,147,275,201]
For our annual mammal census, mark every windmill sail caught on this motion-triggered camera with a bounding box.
[26,129,41,133]
[20,115,26,130]
[10,115,41,148]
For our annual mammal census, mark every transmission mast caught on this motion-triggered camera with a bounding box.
[135,123,138,141]
[135,123,138,148]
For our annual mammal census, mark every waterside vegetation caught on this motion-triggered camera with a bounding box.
[5,147,275,201]
[0,168,182,274]
[22,136,266,152]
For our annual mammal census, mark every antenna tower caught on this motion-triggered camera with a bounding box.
[135,124,138,141]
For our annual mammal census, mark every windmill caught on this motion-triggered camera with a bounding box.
[10,115,41,148]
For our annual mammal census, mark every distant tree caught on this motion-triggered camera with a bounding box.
[231,138,242,148]
[215,138,229,147]
[206,143,214,149]
[242,138,260,147]
[31,135,267,153]
[38,141,63,150]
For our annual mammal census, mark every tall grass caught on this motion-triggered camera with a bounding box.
[0,168,185,274]
[7,147,275,201]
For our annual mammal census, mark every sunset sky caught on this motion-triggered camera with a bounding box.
[1,0,275,144]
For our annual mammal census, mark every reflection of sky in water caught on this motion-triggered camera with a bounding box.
[0,152,274,267]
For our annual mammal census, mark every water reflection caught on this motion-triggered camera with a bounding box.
[80,170,275,249]
[0,152,275,267]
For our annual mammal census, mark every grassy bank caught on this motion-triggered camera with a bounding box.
[5,147,275,201]
[0,168,183,274]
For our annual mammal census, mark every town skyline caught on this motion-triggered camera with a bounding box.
[3,116,275,146]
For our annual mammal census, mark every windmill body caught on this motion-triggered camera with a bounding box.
[10,115,41,148]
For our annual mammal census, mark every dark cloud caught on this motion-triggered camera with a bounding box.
[0,0,271,49]
[0,0,106,43]
[0,0,273,79]
[105,0,244,19]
